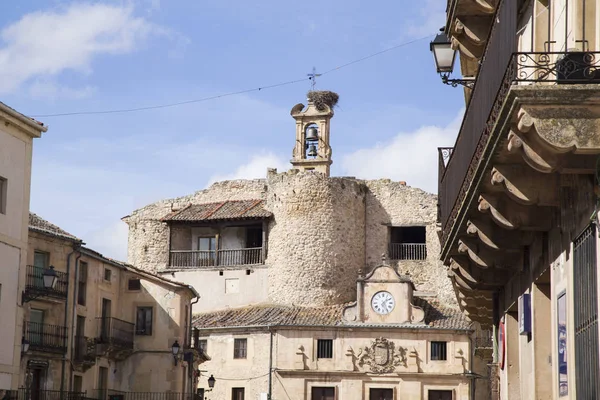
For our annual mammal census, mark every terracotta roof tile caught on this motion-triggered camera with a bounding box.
[29,212,81,242]
[162,200,271,222]
[193,299,472,331]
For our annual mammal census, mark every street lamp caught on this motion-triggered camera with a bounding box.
[21,337,30,354]
[430,29,475,88]
[207,375,215,390]
[22,266,58,303]
[172,340,181,365]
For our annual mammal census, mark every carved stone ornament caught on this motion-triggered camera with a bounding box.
[356,337,406,374]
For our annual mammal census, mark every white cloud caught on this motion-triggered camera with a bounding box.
[85,221,130,262]
[340,110,464,193]
[0,3,158,94]
[28,79,96,100]
[207,152,289,185]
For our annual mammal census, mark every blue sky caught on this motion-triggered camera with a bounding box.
[0,0,464,260]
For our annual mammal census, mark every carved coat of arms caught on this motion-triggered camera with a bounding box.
[357,337,406,373]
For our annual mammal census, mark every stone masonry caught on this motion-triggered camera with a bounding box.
[125,171,457,308]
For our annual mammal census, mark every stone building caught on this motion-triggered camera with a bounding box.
[126,93,492,399]
[14,213,203,398]
[0,102,47,389]
[435,0,600,399]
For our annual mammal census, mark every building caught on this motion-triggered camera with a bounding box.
[126,92,492,399]
[0,103,47,389]
[435,0,600,399]
[12,212,203,399]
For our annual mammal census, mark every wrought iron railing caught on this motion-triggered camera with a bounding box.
[168,247,264,268]
[96,317,134,349]
[388,243,427,261]
[1,389,89,400]
[24,322,68,354]
[92,390,197,400]
[475,329,493,348]
[24,265,69,300]
[74,336,97,363]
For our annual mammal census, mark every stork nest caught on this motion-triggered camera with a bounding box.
[307,90,339,111]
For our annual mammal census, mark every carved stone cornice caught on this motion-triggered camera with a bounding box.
[478,193,554,231]
[490,164,559,206]
[466,217,530,250]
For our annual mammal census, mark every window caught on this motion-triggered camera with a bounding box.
[33,251,49,269]
[77,262,87,306]
[231,388,245,400]
[317,339,333,359]
[431,341,447,361]
[72,375,83,393]
[104,268,112,282]
[0,176,6,214]
[128,278,141,290]
[98,367,108,393]
[369,388,393,400]
[197,389,205,400]
[389,226,427,260]
[198,237,216,251]
[198,339,208,354]
[233,338,247,359]
[312,387,335,400]
[136,307,153,335]
[428,390,453,400]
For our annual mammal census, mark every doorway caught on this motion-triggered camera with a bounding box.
[29,309,44,347]
[101,299,111,341]
[370,388,393,400]
[428,390,453,400]
[28,368,45,400]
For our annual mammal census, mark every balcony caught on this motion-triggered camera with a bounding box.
[169,247,264,269]
[2,390,89,400]
[96,317,134,359]
[74,336,97,369]
[388,243,427,261]
[24,265,68,300]
[24,322,68,354]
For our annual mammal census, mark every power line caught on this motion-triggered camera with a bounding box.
[31,34,433,118]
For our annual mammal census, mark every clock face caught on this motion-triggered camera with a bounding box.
[371,291,395,315]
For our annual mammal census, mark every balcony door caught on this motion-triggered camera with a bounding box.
[101,298,111,341]
[370,389,393,400]
[75,315,85,360]
[29,367,45,400]
[198,237,216,266]
[30,309,44,347]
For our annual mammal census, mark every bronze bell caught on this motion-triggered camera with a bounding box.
[307,144,318,157]
[306,126,319,142]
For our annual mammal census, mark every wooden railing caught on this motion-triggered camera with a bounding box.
[388,243,427,261]
[96,317,134,349]
[169,247,264,268]
[25,265,69,300]
[25,322,68,354]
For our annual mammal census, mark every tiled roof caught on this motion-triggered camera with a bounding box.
[193,299,472,331]
[161,200,272,222]
[29,213,81,242]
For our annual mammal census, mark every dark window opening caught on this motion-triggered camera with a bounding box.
[312,387,335,400]
[317,339,333,359]
[369,388,393,400]
[389,226,427,260]
[77,262,88,306]
[231,388,245,400]
[234,338,247,359]
[428,390,453,400]
[136,307,153,335]
[104,268,112,281]
[128,279,141,291]
[431,341,447,361]
[198,339,207,354]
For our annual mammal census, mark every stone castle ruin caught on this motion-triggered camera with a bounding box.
[123,92,456,312]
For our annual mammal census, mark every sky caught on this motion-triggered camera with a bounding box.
[0,0,465,261]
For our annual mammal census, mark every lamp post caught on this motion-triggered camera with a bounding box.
[21,336,30,354]
[172,340,181,365]
[207,375,215,390]
[430,29,475,88]
[22,266,58,304]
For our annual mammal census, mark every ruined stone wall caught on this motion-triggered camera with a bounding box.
[364,180,456,306]
[125,179,267,272]
[266,170,366,306]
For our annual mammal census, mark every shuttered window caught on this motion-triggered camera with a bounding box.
[234,338,247,359]
[78,262,87,306]
[431,341,447,360]
[128,279,141,290]
[136,307,153,335]
[311,387,335,400]
[317,339,333,359]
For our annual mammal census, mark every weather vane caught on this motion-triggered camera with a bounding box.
[307,67,322,91]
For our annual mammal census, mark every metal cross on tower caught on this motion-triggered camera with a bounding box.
[307,67,322,91]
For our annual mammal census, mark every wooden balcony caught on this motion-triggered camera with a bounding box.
[24,265,68,300]
[168,247,264,269]
[388,243,427,261]
[25,322,68,354]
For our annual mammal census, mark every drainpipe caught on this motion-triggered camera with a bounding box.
[268,327,274,400]
[60,244,81,399]
[469,335,475,400]
[189,296,199,398]
[67,252,82,393]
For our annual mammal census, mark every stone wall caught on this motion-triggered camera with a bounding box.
[125,179,267,272]
[266,170,366,306]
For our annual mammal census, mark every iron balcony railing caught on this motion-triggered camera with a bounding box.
[168,247,264,269]
[74,336,97,363]
[1,389,89,400]
[388,243,427,261]
[96,317,134,350]
[24,265,69,300]
[475,330,493,348]
[24,322,68,354]
[92,390,197,400]
[438,0,600,245]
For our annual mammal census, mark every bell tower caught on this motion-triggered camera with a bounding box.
[290,91,337,176]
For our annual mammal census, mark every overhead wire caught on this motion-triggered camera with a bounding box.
[31,34,433,118]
